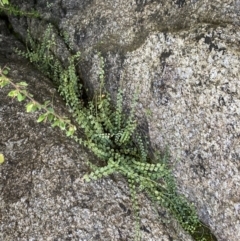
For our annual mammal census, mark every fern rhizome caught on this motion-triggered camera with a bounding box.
[2,24,217,241]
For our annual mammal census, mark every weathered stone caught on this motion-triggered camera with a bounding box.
[0,20,190,241]
[2,0,240,240]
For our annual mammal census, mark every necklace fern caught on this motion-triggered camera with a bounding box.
[7,24,218,241]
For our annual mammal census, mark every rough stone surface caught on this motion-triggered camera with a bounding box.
[0,21,189,241]
[2,0,240,240]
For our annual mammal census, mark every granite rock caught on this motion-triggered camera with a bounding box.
[0,20,189,241]
[2,0,240,240]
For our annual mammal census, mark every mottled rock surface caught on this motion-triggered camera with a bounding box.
[1,0,240,240]
[0,20,189,241]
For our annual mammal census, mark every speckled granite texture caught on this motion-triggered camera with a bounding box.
[0,22,190,241]
[1,0,240,240]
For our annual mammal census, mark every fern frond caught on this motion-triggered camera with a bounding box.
[83,157,119,182]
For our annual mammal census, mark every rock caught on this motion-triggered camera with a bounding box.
[2,0,240,240]
[0,20,190,240]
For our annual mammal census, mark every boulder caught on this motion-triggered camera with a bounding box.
[2,0,240,240]
[0,20,190,240]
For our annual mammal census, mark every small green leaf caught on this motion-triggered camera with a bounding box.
[47,113,54,122]
[92,176,98,181]
[47,107,54,113]
[66,131,71,137]
[59,121,66,130]
[1,0,9,6]
[37,114,46,123]
[0,79,9,88]
[26,102,40,112]
[17,92,26,102]
[18,82,28,87]
[66,126,76,137]
[0,153,4,164]
[43,100,51,107]
[83,175,90,182]
[26,102,35,112]
[2,69,9,75]
[8,90,18,98]
[32,103,40,112]
[52,119,60,127]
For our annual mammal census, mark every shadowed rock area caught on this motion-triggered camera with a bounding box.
[1,0,240,240]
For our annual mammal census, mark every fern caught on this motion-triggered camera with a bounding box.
[10,25,218,241]
[0,2,40,17]
[15,26,55,76]
[58,54,81,110]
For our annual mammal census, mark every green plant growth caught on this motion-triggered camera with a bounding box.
[0,0,40,18]
[0,66,77,136]
[0,0,8,6]
[0,25,218,241]
[0,153,4,164]
[16,25,57,79]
